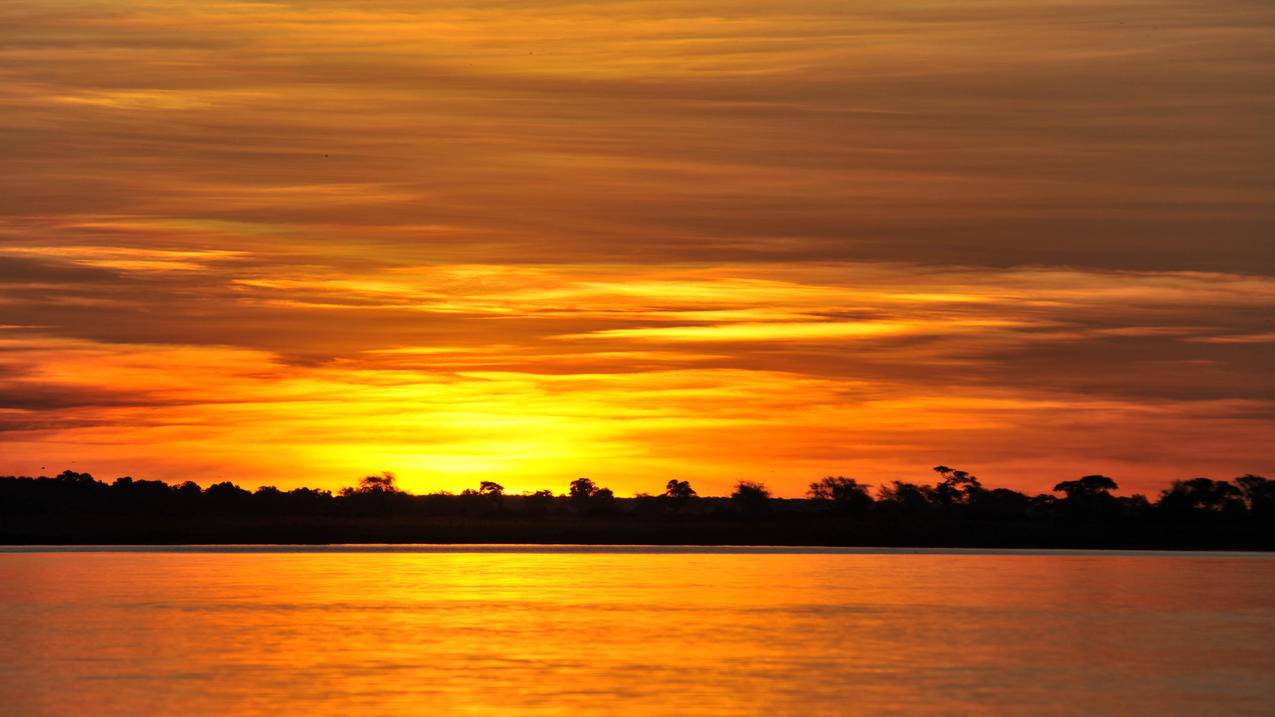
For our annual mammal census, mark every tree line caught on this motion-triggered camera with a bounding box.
[2,466,1271,524]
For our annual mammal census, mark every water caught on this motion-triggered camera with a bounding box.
[1,547,1273,716]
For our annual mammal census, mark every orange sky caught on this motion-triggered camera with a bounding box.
[1,0,1272,496]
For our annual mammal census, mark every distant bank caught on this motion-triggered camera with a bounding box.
[3,514,1270,550]
[3,468,1272,550]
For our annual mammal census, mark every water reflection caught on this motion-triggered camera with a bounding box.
[2,549,1273,715]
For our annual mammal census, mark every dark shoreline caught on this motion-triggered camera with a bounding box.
[3,515,1271,551]
[6,469,1272,550]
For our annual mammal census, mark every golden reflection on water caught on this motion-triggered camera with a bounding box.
[2,550,1274,716]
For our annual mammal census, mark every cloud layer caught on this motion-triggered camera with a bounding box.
[1,0,1272,494]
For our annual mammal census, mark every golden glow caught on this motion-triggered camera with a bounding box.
[1,0,1272,494]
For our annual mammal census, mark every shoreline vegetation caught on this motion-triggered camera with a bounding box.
[2,467,1272,550]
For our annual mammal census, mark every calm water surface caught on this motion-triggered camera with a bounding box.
[1,547,1273,716]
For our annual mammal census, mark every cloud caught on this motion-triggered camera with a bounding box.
[3,0,1273,268]
[2,261,1272,493]
[1188,332,1275,345]
[0,0,1272,492]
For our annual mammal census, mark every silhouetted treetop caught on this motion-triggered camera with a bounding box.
[569,478,598,500]
[343,472,401,495]
[808,476,872,514]
[1159,477,1246,515]
[932,466,983,505]
[664,479,696,500]
[1053,475,1119,500]
[731,480,772,515]
[732,480,770,500]
[1236,475,1274,518]
[876,480,930,509]
[566,477,618,515]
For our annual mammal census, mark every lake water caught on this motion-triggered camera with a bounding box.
[1,547,1273,715]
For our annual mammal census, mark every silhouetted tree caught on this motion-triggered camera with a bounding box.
[477,480,506,511]
[108,476,174,514]
[932,466,983,506]
[1052,475,1120,520]
[1029,492,1059,513]
[1236,475,1274,519]
[876,480,932,513]
[169,480,203,514]
[56,470,96,485]
[340,472,408,515]
[569,477,597,502]
[252,485,286,515]
[967,487,1033,521]
[664,479,696,500]
[1158,478,1245,517]
[282,486,333,515]
[205,481,252,512]
[343,472,401,495]
[1053,475,1118,500]
[1117,493,1152,519]
[807,476,873,515]
[731,480,771,515]
[521,489,556,517]
[567,478,616,515]
[591,487,618,515]
[175,480,202,498]
[457,486,500,516]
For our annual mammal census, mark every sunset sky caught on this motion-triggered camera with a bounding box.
[2,0,1272,496]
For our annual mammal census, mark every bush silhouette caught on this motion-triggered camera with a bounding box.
[731,480,772,515]
[664,479,696,500]
[807,476,872,515]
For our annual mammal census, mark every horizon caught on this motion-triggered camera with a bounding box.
[3,0,1274,497]
[10,465,1270,501]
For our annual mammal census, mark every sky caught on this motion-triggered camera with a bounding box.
[1,0,1272,496]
